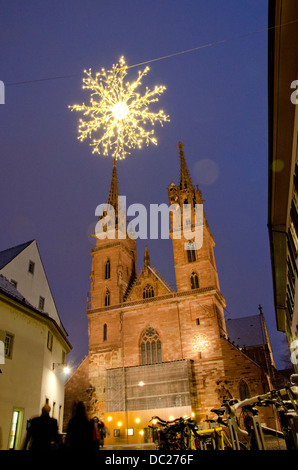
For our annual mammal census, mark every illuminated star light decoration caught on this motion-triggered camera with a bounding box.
[69,56,170,160]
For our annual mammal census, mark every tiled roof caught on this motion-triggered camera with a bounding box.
[226,314,266,348]
[0,240,34,269]
[0,273,34,308]
[0,273,72,349]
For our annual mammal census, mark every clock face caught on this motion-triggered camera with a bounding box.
[192,333,209,352]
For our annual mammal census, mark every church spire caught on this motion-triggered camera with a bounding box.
[177,141,193,191]
[108,158,119,212]
[144,244,150,268]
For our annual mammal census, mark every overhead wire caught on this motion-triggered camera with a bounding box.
[5,19,298,87]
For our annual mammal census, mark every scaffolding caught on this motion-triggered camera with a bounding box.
[105,359,196,413]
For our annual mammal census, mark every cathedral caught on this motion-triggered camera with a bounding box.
[64,143,276,445]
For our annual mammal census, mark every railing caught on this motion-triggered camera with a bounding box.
[87,285,225,314]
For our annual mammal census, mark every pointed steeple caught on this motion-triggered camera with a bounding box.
[177,142,193,191]
[144,244,150,267]
[108,159,119,210]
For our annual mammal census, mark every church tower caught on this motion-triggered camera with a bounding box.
[168,142,221,293]
[168,142,227,337]
[89,160,137,310]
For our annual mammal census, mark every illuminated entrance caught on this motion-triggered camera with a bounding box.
[104,360,197,445]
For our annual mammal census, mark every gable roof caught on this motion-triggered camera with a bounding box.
[124,264,174,301]
[0,240,34,269]
[0,273,71,350]
[226,314,266,348]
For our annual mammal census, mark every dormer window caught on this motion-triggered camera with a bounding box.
[39,296,45,311]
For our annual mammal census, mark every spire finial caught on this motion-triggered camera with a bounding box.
[258,304,263,315]
[144,244,150,267]
[177,141,184,153]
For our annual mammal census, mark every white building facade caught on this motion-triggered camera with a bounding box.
[0,241,71,450]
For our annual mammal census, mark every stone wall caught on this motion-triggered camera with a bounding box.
[63,356,91,431]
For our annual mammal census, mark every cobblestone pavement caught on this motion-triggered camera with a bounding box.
[264,435,287,450]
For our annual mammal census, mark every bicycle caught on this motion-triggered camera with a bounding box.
[220,373,298,450]
[149,415,200,450]
[207,405,249,450]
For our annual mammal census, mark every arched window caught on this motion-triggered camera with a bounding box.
[104,289,110,307]
[191,272,199,289]
[103,323,107,341]
[105,260,110,279]
[187,243,196,262]
[239,379,250,400]
[143,284,154,299]
[140,327,162,365]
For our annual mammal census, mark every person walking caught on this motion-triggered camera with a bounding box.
[91,417,101,450]
[23,404,59,451]
[65,401,93,451]
[99,420,109,449]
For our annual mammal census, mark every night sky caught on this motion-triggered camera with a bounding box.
[0,1,288,369]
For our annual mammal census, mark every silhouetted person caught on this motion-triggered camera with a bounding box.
[99,420,109,449]
[65,401,93,451]
[24,404,59,450]
[91,417,101,450]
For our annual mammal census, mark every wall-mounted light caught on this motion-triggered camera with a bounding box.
[52,363,71,375]
[192,333,209,353]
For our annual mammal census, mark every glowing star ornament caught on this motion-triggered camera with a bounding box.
[69,56,170,160]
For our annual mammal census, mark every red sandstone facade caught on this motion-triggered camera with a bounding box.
[65,143,275,443]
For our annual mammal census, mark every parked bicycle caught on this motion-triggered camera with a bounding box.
[149,374,298,451]
[211,373,298,450]
[149,415,198,450]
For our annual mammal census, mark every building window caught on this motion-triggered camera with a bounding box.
[8,409,23,450]
[191,272,199,289]
[28,260,35,274]
[140,327,162,365]
[47,331,53,351]
[39,296,45,311]
[58,405,62,430]
[105,260,111,280]
[103,323,107,341]
[5,333,14,359]
[239,379,250,400]
[143,284,154,299]
[187,243,196,262]
[105,290,110,307]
